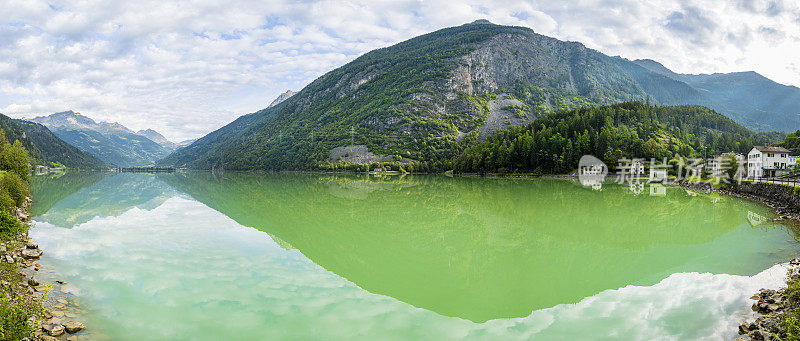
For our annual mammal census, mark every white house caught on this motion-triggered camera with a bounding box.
[747,146,796,178]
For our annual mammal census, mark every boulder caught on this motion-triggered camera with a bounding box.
[738,322,750,334]
[63,321,85,334]
[25,240,37,249]
[27,277,39,287]
[21,249,42,259]
[42,323,65,336]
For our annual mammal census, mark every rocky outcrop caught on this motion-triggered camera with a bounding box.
[477,94,535,140]
[268,90,296,108]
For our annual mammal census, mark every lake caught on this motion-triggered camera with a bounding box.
[27,172,800,340]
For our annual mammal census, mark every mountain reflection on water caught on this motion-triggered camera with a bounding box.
[30,172,800,323]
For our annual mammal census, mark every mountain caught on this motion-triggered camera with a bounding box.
[0,114,108,169]
[159,20,791,171]
[30,111,173,167]
[632,59,800,131]
[267,90,296,108]
[136,129,177,151]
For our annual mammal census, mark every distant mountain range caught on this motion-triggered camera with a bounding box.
[158,20,800,171]
[631,59,800,131]
[0,114,108,169]
[30,111,176,167]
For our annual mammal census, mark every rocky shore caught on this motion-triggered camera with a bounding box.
[679,180,800,222]
[735,259,800,341]
[0,196,87,340]
[676,180,800,340]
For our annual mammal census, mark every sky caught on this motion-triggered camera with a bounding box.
[1,0,798,142]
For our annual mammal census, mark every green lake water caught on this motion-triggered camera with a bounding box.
[27,172,800,340]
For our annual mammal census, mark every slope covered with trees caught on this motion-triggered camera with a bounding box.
[453,102,778,174]
[0,114,107,169]
[160,21,693,171]
[161,21,791,171]
[633,59,800,132]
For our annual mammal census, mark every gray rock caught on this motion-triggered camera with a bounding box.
[27,277,38,287]
[21,249,42,259]
[63,321,85,333]
[738,321,751,334]
[42,323,65,336]
[25,240,37,249]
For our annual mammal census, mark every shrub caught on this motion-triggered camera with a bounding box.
[0,172,26,208]
[0,210,23,242]
[783,278,800,340]
[0,293,36,340]
[0,190,13,214]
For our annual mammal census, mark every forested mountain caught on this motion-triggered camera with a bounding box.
[453,102,778,174]
[0,114,108,169]
[30,111,173,167]
[633,59,800,131]
[160,21,790,171]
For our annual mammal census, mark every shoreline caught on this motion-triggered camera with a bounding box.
[677,180,800,340]
[0,195,86,340]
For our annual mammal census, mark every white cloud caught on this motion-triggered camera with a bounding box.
[0,0,798,141]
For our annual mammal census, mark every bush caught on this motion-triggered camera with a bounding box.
[0,210,23,242]
[0,190,13,214]
[0,173,25,208]
[0,292,38,340]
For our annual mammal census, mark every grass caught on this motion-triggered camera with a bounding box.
[0,262,47,341]
[783,277,800,340]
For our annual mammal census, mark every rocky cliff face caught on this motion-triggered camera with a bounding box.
[267,90,296,108]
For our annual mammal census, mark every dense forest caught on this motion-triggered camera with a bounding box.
[452,102,779,174]
[779,130,800,154]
